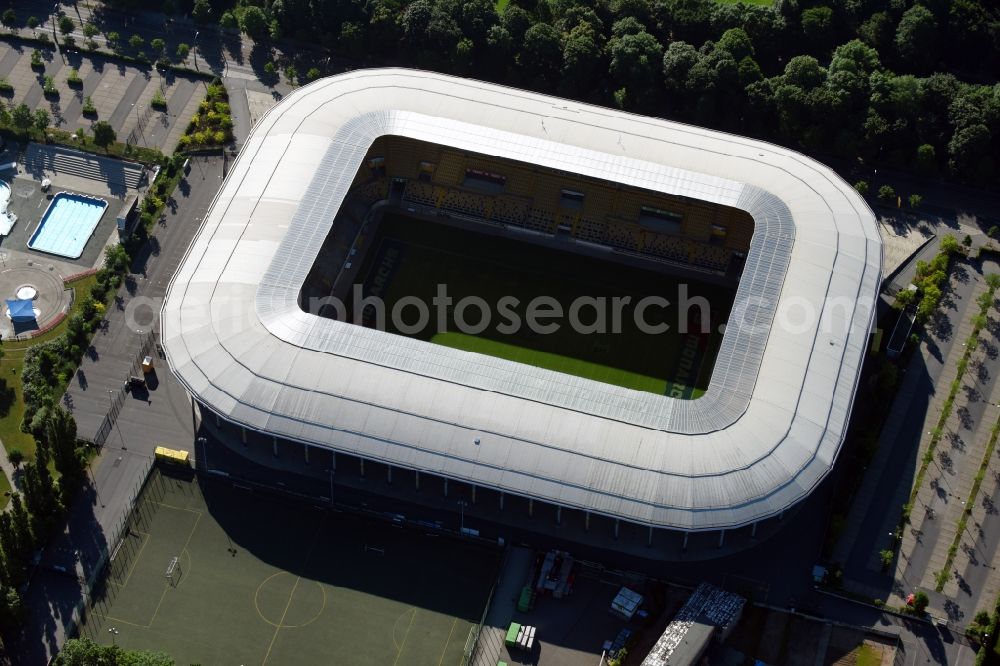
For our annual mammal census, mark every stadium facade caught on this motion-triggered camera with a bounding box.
[161,69,882,546]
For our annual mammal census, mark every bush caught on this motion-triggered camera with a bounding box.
[285,66,298,84]
[853,180,869,196]
[878,185,896,202]
[151,90,167,110]
[66,68,82,87]
[81,96,97,117]
[30,49,43,69]
[42,75,58,98]
[908,194,922,208]
[307,67,321,81]
[0,78,13,93]
[912,590,929,614]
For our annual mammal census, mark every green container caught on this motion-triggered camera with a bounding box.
[505,622,521,647]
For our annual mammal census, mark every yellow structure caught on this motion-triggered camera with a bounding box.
[155,446,190,465]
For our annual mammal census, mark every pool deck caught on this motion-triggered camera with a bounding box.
[0,177,118,269]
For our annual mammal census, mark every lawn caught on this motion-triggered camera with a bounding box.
[0,274,100,463]
[854,643,881,666]
[78,467,501,666]
[495,0,511,12]
[349,213,732,397]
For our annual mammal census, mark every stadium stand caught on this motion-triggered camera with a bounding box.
[358,136,753,273]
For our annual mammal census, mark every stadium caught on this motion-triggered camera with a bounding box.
[161,69,881,549]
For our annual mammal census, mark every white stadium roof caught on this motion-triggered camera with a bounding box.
[161,69,882,532]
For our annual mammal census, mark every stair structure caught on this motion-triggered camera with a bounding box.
[22,144,144,192]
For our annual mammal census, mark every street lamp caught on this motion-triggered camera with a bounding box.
[108,390,126,450]
[87,459,104,508]
[192,31,199,71]
[457,500,468,534]
[130,104,147,147]
[108,627,119,645]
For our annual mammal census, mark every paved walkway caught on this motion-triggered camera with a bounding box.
[893,273,1000,617]
[833,260,982,601]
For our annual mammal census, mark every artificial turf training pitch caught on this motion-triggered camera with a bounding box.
[352,213,735,398]
[78,467,501,666]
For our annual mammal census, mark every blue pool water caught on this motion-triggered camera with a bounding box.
[28,192,108,259]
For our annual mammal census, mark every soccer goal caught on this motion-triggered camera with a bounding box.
[164,556,182,587]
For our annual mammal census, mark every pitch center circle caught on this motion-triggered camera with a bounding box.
[254,572,326,628]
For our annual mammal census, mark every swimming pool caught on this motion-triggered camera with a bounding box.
[28,192,108,259]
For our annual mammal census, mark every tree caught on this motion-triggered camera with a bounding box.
[608,31,663,104]
[27,16,38,30]
[561,24,603,93]
[662,40,699,97]
[55,638,174,665]
[11,103,32,134]
[107,31,120,48]
[58,15,74,36]
[150,38,165,55]
[519,23,562,83]
[176,43,190,61]
[1,9,16,30]
[32,108,49,134]
[853,180,868,195]
[284,65,298,84]
[45,406,83,494]
[306,67,321,81]
[92,121,116,152]
[129,33,144,50]
[8,449,23,468]
[896,5,937,70]
[940,235,961,255]
[948,124,991,175]
[716,27,754,62]
[800,6,833,46]
[916,144,936,173]
[858,12,892,50]
[219,12,238,30]
[879,548,893,571]
[878,184,896,202]
[22,446,61,533]
[912,590,929,614]
[240,6,269,40]
[908,194,923,208]
[193,0,213,24]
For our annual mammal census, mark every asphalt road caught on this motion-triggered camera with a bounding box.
[65,155,223,440]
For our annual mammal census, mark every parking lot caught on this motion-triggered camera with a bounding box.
[0,38,204,152]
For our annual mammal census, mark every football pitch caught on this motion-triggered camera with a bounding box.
[352,213,734,397]
[77,467,501,665]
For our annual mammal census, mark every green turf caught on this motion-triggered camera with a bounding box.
[350,213,733,397]
[494,0,511,12]
[78,467,500,666]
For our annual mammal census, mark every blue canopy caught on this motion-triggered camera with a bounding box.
[6,299,35,322]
